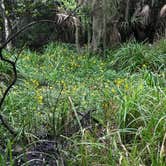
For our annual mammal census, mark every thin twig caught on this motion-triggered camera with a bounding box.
[160,132,166,158]
[0,50,17,135]
[117,131,129,158]
[68,96,83,134]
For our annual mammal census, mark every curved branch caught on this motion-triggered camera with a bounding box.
[0,20,56,50]
[0,3,83,136]
[0,54,17,135]
[0,20,57,135]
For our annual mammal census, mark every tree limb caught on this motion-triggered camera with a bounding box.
[0,2,83,136]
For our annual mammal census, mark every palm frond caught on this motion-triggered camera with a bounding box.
[160,4,166,17]
[55,13,79,28]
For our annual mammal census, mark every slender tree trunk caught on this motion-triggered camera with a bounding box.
[0,0,12,50]
[102,0,107,52]
[75,18,80,53]
[91,0,103,52]
[125,0,130,22]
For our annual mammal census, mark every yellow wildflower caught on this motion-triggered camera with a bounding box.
[32,80,39,87]
[115,78,124,87]
[125,83,129,91]
[37,95,43,104]
[111,88,116,93]
[142,64,147,68]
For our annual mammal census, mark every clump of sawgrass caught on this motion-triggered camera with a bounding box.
[110,41,166,72]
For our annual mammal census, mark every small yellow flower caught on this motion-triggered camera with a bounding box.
[37,95,43,104]
[111,88,116,93]
[61,80,65,85]
[38,112,42,116]
[142,64,147,68]
[125,83,129,91]
[32,80,39,87]
[115,78,124,87]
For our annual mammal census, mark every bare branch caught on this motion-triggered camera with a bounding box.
[0,2,83,136]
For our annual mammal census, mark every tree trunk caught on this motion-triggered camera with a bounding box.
[75,18,80,53]
[91,0,120,51]
[91,0,103,52]
[0,0,12,50]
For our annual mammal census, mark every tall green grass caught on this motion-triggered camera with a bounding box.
[111,41,166,72]
[0,40,165,165]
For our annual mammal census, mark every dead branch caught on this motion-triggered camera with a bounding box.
[0,51,17,135]
[0,2,83,136]
[0,20,57,136]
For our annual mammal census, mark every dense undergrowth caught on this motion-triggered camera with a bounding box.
[0,40,166,165]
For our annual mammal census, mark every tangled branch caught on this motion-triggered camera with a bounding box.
[0,3,83,136]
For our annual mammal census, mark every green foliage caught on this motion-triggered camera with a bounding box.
[0,40,166,165]
[1,0,77,48]
[111,41,166,72]
[61,0,76,9]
